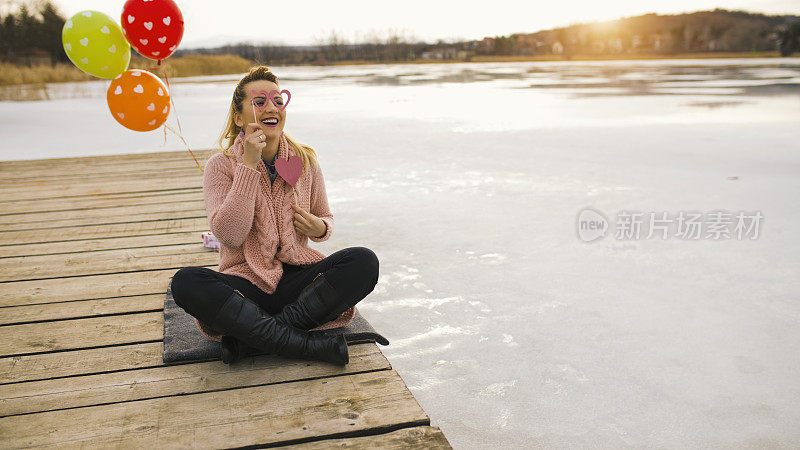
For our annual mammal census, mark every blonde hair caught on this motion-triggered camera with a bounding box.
[216,66,318,174]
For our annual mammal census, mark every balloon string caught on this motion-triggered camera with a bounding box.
[146,61,184,135]
[146,61,193,171]
[162,70,183,134]
[145,60,162,72]
[164,122,203,173]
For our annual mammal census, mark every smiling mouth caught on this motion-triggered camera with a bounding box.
[261,118,279,127]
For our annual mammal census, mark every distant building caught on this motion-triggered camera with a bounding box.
[421,47,458,59]
[552,41,564,54]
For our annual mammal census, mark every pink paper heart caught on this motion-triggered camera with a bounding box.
[275,155,303,187]
[250,89,291,112]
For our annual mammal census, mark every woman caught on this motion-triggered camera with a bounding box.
[170,66,379,366]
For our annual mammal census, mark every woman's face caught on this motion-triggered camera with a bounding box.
[235,79,287,139]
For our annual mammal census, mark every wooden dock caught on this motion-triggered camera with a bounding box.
[0,150,451,448]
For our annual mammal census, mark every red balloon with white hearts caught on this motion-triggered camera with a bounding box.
[121,0,184,61]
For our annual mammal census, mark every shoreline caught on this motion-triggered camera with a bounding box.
[324,51,797,66]
[1,52,797,88]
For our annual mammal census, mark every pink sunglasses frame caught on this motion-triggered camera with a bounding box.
[250,89,291,112]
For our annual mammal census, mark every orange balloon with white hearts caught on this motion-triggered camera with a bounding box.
[106,69,170,132]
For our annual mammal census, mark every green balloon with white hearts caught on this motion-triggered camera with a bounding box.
[62,10,130,79]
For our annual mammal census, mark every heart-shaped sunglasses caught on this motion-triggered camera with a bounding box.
[250,89,291,112]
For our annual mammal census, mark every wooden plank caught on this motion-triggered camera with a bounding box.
[0,149,215,170]
[0,370,429,448]
[0,168,205,191]
[0,231,202,258]
[0,159,211,183]
[0,190,201,215]
[292,425,453,449]
[0,198,204,225]
[0,217,208,245]
[0,268,210,307]
[0,294,164,325]
[0,245,218,282]
[0,205,206,229]
[0,176,202,202]
[0,311,163,356]
[0,343,388,417]
[0,161,200,181]
[0,342,164,384]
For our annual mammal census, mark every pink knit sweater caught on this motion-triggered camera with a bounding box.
[197,132,354,341]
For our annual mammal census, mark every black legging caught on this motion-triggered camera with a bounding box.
[170,246,379,329]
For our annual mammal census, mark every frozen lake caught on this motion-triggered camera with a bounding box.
[2,58,799,448]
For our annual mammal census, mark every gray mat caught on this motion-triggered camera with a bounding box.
[163,286,389,364]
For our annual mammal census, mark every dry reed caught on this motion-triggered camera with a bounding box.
[0,54,255,86]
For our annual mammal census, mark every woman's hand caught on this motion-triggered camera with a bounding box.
[242,122,265,168]
[291,204,326,238]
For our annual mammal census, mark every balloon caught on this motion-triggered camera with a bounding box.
[107,69,171,132]
[62,11,131,79]
[121,0,185,61]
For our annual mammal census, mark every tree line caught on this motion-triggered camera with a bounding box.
[179,29,430,65]
[176,10,800,63]
[2,2,799,68]
[485,9,800,58]
[1,1,67,64]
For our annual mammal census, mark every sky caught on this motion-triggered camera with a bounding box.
[46,0,800,48]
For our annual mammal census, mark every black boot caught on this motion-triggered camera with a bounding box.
[220,335,259,364]
[220,330,349,364]
[211,289,348,366]
[273,272,347,330]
